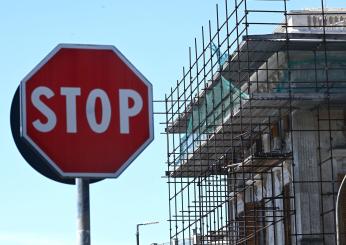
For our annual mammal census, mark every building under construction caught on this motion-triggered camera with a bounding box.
[164,0,346,244]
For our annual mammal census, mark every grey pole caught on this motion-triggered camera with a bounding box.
[136,224,140,245]
[336,175,346,245]
[77,178,90,245]
[136,221,159,245]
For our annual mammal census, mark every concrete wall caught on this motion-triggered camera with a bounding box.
[292,109,324,244]
[292,107,346,245]
[225,106,346,244]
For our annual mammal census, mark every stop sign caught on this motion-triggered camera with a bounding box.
[20,44,153,178]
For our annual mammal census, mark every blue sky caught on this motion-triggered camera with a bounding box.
[0,0,344,245]
[0,1,220,245]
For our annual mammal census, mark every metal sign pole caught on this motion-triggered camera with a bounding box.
[77,178,90,245]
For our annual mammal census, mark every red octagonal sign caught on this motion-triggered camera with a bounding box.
[20,44,154,178]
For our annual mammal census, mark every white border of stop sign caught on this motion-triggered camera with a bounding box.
[20,44,154,178]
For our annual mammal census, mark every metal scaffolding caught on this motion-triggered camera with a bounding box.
[164,0,346,244]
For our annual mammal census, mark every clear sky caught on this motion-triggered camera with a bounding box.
[0,1,221,245]
[0,1,344,245]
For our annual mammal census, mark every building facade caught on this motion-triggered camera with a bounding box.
[164,1,346,244]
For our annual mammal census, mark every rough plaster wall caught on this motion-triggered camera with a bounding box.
[265,173,275,245]
[274,170,285,245]
[263,168,286,245]
[318,108,346,245]
[292,109,323,243]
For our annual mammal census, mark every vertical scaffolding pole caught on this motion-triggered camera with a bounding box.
[164,1,346,244]
[77,178,90,245]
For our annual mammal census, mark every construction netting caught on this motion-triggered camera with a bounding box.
[179,76,249,164]
[250,50,346,93]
